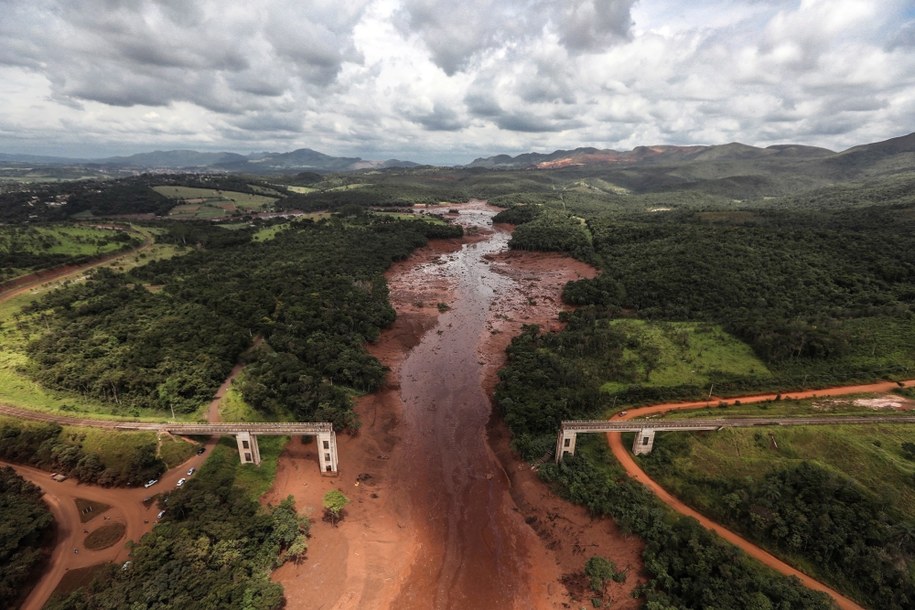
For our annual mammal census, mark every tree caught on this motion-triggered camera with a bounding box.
[322,489,350,526]
[585,556,618,596]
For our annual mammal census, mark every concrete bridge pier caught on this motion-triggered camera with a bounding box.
[236,431,261,465]
[555,428,578,463]
[316,429,339,475]
[632,429,656,455]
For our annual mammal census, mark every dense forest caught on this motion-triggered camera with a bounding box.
[494,175,915,607]
[0,466,54,610]
[496,196,915,395]
[20,215,461,427]
[47,448,308,610]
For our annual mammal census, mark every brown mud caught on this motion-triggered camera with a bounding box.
[267,201,644,609]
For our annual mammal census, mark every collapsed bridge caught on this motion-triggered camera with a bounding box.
[115,421,339,474]
[556,415,915,462]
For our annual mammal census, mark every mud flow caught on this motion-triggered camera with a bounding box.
[391,209,528,608]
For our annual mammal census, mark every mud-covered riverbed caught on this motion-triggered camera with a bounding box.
[267,201,644,609]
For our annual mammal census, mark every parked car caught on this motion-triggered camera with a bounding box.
[176,478,186,488]
[196,446,205,455]
[144,479,158,488]
[156,510,165,520]
[186,467,196,476]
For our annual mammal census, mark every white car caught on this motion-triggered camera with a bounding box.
[176,478,186,488]
[186,467,195,476]
[144,479,158,488]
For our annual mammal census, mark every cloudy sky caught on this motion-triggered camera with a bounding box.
[1,0,913,163]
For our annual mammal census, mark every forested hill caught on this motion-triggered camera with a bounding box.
[21,215,461,427]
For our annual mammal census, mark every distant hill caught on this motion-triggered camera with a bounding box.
[0,148,421,174]
[0,132,911,180]
[466,141,838,169]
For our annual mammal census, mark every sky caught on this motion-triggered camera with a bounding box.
[1,0,913,164]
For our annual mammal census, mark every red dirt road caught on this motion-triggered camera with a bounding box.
[607,380,915,610]
[6,447,212,610]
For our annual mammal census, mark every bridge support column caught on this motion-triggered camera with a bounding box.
[555,428,578,463]
[316,430,338,475]
[632,429,656,456]
[236,431,261,465]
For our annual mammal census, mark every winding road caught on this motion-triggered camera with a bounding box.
[608,379,915,610]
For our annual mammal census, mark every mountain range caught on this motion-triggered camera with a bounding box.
[1,132,913,176]
[0,149,421,173]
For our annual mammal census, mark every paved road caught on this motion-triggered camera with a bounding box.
[605,378,915,610]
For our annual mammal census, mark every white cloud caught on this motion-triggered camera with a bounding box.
[0,0,912,161]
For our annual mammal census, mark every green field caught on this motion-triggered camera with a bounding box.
[0,225,138,282]
[153,185,277,219]
[645,424,915,520]
[599,320,771,394]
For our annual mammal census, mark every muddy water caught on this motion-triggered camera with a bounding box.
[392,209,534,609]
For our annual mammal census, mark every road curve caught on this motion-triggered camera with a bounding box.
[606,379,915,610]
[5,447,214,610]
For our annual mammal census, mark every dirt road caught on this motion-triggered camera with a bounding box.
[606,381,915,610]
[7,446,212,610]
[0,229,153,303]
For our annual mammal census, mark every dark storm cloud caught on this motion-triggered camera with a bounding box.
[555,0,637,53]
[495,112,580,133]
[406,104,464,131]
[1,0,368,111]
[396,0,635,75]
[465,93,502,118]
[229,112,304,133]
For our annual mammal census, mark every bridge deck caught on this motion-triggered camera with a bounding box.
[561,415,915,434]
[108,422,334,435]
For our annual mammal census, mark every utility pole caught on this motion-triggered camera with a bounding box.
[707,384,714,401]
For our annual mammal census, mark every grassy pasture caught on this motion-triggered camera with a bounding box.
[153,185,277,207]
[154,185,277,219]
[645,423,915,520]
[599,320,771,394]
[0,225,136,282]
